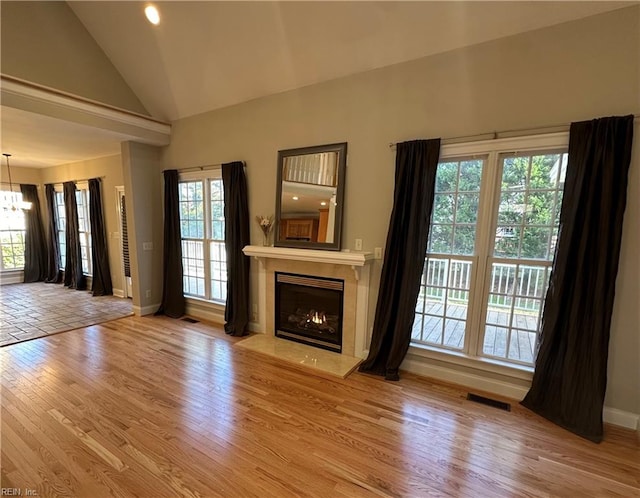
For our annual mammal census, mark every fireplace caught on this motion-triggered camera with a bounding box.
[275,272,344,352]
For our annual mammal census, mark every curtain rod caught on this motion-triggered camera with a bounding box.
[388,114,640,148]
[167,161,245,174]
[47,176,106,186]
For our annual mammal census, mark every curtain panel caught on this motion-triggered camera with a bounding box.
[222,161,251,337]
[88,179,113,296]
[156,169,185,318]
[19,184,47,282]
[44,184,62,283]
[63,181,86,290]
[521,115,634,442]
[359,139,441,380]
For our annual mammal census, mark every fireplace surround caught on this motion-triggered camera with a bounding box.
[243,245,375,359]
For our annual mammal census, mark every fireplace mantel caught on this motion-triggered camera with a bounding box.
[243,245,374,280]
[243,245,374,358]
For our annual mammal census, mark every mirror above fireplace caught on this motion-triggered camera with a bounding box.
[275,142,347,251]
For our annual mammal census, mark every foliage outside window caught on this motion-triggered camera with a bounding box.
[413,135,568,368]
[0,190,26,270]
[179,173,227,303]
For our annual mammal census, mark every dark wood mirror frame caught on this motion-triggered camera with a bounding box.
[275,142,347,251]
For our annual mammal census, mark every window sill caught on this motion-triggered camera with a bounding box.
[407,342,534,382]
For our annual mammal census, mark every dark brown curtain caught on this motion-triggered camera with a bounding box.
[63,181,86,290]
[222,161,250,337]
[20,184,47,282]
[359,139,441,380]
[156,170,185,318]
[88,179,113,296]
[44,184,62,283]
[521,115,634,442]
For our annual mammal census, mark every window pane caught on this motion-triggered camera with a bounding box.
[455,193,480,223]
[0,192,26,270]
[432,194,454,223]
[428,224,453,253]
[435,162,458,192]
[452,226,476,255]
[414,257,471,351]
[182,239,205,297]
[459,160,483,191]
[210,241,227,302]
[493,152,566,262]
[483,263,549,364]
[210,179,225,242]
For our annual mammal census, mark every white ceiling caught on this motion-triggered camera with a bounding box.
[2,1,633,169]
[69,1,631,122]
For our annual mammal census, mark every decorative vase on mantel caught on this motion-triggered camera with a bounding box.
[256,214,274,247]
[262,231,271,247]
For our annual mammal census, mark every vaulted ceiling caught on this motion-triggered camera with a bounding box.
[1,1,634,168]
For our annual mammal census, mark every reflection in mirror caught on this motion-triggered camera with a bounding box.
[275,142,347,251]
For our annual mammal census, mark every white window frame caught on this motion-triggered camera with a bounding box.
[0,188,26,271]
[54,183,92,276]
[178,169,227,304]
[410,132,569,373]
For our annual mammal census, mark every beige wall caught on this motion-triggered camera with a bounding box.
[1,1,148,115]
[39,155,125,294]
[121,142,163,313]
[162,7,640,415]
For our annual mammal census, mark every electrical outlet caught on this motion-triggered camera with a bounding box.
[374,247,383,259]
[145,290,151,298]
[355,238,363,251]
[252,303,258,321]
[143,242,153,251]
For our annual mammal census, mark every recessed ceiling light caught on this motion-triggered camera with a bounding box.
[320,201,327,206]
[292,196,299,201]
[145,5,160,25]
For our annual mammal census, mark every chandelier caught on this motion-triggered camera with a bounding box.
[2,153,32,211]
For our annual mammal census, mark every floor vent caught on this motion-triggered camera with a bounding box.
[466,393,511,412]
[182,317,199,324]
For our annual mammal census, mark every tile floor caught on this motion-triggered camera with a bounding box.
[0,282,133,346]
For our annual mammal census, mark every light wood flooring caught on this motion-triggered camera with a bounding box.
[1,315,639,497]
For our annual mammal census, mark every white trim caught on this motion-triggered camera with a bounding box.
[603,407,639,432]
[113,288,125,298]
[440,132,569,157]
[243,245,374,267]
[1,75,171,146]
[132,303,160,316]
[408,343,534,381]
[402,353,530,400]
[0,271,24,285]
[184,297,225,325]
[178,168,222,181]
[402,353,639,430]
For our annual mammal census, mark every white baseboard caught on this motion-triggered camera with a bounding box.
[401,355,639,431]
[113,288,124,298]
[402,355,530,400]
[0,271,23,285]
[133,303,160,316]
[603,407,639,432]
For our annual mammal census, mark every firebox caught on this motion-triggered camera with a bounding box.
[275,272,344,352]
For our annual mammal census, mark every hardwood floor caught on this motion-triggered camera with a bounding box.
[1,316,638,497]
